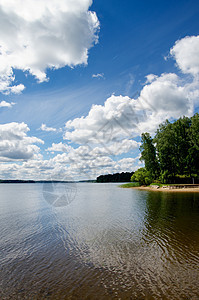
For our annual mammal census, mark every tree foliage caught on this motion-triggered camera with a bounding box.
[140,113,199,184]
[140,133,159,179]
[97,172,134,183]
[131,168,152,185]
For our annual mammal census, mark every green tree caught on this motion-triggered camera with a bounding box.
[154,114,199,183]
[172,116,191,175]
[140,133,159,179]
[187,113,199,183]
[154,120,177,181]
[189,113,199,150]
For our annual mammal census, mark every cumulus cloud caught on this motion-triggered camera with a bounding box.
[0,0,99,93]
[40,124,57,132]
[0,122,44,161]
[137,73,193,119]
[52,140,139,165]
[51,152,139,180]
[0,100,15,108]
[136,72,196,133]
[0,150,140,180]
[46,142,72,153]
[64,95,141,144]
[170,35,199,76]
[91,140,140,156]
[145,74,158,84]
[24,139,139,180]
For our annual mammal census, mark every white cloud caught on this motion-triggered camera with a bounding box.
[90,140,140,156]
[145,74,158,84]
[0,0,99,93]
[0,100,15,108]
[9,84,25,95]
[51,140,139,165]
[92,73,104,79]
[46,142,72,152]
[116,157,137,169]
[138,73,193,115]
[0,70,25,95]
[0,122,44,161]
[133,73,195,134]
[51,151,139,180]
[40,123,57,132]
[64,95,141,144]
[170,35,199,76]
[0,150,140,180]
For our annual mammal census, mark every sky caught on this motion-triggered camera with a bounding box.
[0,0,199,181]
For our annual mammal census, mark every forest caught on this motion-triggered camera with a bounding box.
[96,172,134,183]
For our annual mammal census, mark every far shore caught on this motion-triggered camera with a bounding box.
[130,186,199,193]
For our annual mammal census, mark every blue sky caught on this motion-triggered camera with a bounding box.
[0,0,199,180]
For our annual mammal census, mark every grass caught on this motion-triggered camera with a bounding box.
[150,182,190,187]
[119,182,141,188]
[150,182,163,187]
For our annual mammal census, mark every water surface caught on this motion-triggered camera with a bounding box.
[0,183,199,299]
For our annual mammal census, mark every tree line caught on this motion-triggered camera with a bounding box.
[97,172,134,183]
[132,113,199,185]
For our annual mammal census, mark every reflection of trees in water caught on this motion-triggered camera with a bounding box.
[137,192,199,299]
[143,191,199,255]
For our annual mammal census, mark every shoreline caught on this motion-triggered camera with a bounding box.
[130,186,199,193]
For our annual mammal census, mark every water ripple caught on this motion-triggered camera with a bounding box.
[0,183,199,299]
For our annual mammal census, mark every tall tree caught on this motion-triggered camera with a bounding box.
[154,120,177,181]
[189,113,199,149]
[172,116,191,175]
[140,133,159,179]
[154,114,199,183]
[187,113,199,182]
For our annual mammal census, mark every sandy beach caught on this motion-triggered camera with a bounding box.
[132,186,199,193]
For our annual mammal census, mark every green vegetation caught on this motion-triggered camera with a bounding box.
[150,182,163,187]
[140,133,159,179]
[97,172,134,183]
[132,113,199,185]
[119,182,141,188]
[0,179,35,183]
[131,168,152,185]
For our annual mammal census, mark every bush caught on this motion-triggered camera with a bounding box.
[131,168,152,185]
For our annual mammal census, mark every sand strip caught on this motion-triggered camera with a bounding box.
[131,186,199,193]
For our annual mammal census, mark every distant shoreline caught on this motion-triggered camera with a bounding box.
[0,180,95,184]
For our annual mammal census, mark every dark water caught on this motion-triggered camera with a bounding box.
[0,183,199,299]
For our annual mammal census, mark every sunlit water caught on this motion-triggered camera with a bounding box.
[0,183,199,299]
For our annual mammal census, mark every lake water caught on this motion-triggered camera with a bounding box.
[0,183,199,299]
